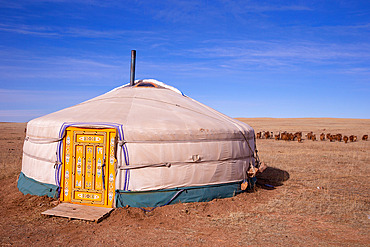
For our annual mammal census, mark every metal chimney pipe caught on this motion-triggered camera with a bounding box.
[130,50,136,86]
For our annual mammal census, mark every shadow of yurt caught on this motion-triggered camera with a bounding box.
[256,167,290,190]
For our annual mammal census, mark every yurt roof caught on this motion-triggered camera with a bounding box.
[27,79,254,142]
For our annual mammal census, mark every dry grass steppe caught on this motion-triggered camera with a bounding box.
[0,118,369,246]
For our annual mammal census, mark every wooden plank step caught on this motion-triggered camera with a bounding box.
[41,203,113,223]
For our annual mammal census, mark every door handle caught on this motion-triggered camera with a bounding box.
[102,157,106,190]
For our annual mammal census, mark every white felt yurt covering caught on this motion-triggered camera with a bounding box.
[19,79,257,207]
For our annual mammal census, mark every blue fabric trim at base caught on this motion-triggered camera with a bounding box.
[17,172,257,207]
[116,178,256,208]
[17,172,59,198]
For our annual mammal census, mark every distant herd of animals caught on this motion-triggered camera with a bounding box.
[256,131,368,143]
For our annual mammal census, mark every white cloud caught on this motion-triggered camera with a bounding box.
[0,24,60,36]
[0,109,43,117]
[220,1,312,13]
[0,0,121,9]
[0,88,107,122]
[181,39,370,71]
[0,23,157,39]
[0,88,94,103]
[0,52,125,80]
[151,1,312,24]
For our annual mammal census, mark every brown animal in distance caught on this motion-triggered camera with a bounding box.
[264,131,270,139]
[256,132,261,139]
[362,135,368,141]
[294,132,302,139]
[336,134,342,142]
[329,135,335,142]
[320,133,325,141]
[306,132,313,140]
[343,136,349,143]
[297,136,302,142]
[274,133,280,140]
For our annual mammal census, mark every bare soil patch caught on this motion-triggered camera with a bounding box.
[0,118,369,246]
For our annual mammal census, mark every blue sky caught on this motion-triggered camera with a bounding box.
[0,0,369,122]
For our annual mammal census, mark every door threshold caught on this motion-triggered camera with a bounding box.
[41,203,114,223]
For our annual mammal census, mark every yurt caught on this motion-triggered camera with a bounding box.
[18,79,259,208]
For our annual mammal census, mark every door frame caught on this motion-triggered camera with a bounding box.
[60,127,117,208]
